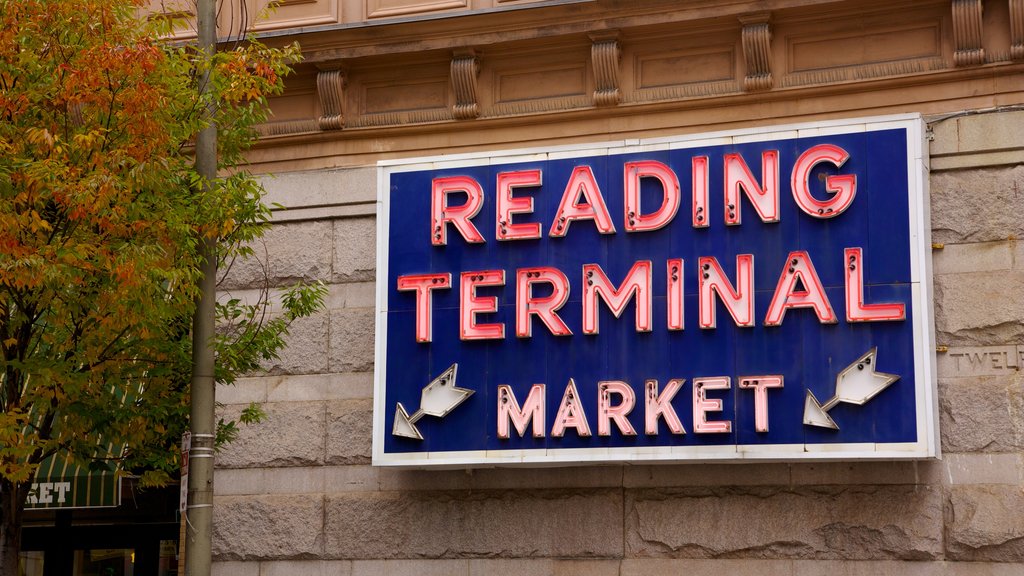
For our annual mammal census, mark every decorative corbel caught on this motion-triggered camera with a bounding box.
[316,67,346,130]
[740,13,773,91]
[589,31,621,106]
[451,49,480,120]
[1011,0,1024,60]
[952,0,985,66]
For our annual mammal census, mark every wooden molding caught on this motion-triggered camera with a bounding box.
[451,49,480,120]
[952,0,985,66]
[590,32,621,106]
[740,13,772,91]
[316,68,347,130]
[1012,0,1024,60]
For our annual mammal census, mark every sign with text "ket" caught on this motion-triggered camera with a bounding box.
[373,114,938,467]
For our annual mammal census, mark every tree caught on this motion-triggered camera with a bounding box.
[0,0,320,571]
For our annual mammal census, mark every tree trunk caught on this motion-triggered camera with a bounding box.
[0,477,30,576]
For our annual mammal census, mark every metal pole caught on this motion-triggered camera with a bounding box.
[186,0,217,575]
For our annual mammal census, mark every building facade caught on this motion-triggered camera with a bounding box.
[203,0,1024,574]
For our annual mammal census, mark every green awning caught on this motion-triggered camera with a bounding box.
[26,451,122,509]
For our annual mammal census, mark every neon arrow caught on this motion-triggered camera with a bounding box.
[393,363,474,440]
[803,348,899,430]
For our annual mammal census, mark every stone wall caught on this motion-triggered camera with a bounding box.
[209,109,1024,575]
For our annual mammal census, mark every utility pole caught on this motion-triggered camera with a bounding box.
[186,0,217,574]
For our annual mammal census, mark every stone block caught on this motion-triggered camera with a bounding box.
[467,559,621,576]
[329,308,375,373]
[326,399,373,465]
[221,220,333,290]
[624,558,1024,576]
[213,494,324,560]
[937,346,1023,379]
[265,372,374,403]
[262,311,330,375]
[947,485,1024,561]
[323,489,623,559]
[930,165,1024,245]
[262,560,352,576]
[624,464,788,488]
[333,218,376,283]
[217,401,326,468]
[933,270,1024,346]
[942,453,1023,486]
[626,485,943,560]
[211,561,251,576]
[351,560,469,576]
[954,110,1024,155]
[938,376,1024,453]
[932,241,1014,275]
[261,167,376,210]
[788,461,929,486]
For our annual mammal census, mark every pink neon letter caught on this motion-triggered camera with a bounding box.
[551,378,592,437]
[496,169,542,241]
[582,261,652,334]
[724,151,780,225]
[791,144,857,218]
[738,376,783,433]
[844,247,906,322]
[698,255,755,328]
[516,267,572,337]
[549,166,616,237]
[645,379,686,435]
[693,376,732,434]
[764,251,837,326]
[597,380,637,436]
[431,176,485,245]
[397,273,452,343]
[692,156,710,228]
[667,258,684,330]
[497,384,546,439]
[624,160,681,232]
[460,270,505,341]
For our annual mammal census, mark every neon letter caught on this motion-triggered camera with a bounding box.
[550,166,615,237]
[724,150,780,225]
[698,255,755,328]
[597,380,637,436]
[460,270,505,340]
[582,261,652,334]
[551,378,592,437]
[791,144,857,218]
[645,379,686,435]
[497,384,546,439]
[624,160,681,232]
[496,169,542,241]
[667,258,684,330]
[738,376,783,433]
[693,376,732,434]
[845,247,906,322]
[764,251,837,326]
[397,273,452,343]
[516,267,572,337]
[692,156,710,228]
[431,175,485,245]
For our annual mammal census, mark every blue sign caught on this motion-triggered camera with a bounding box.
[373,115,937,466]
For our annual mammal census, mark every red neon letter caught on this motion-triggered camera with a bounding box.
[549,166,616,237]
[460,270,505,341]
[497,384,546,439]
[693,376,732,434]
[724,150,780,225]
[496,169,542,241]
[397,273,451,343]
[645,379,686,435]
[516,267,572,337]
[624,160,680,232]
[738,376,783,433]
[692,156,710,228]
[764,251,837,326]
[698,255,755,328]
[667,258,684,330]
[791,144,857,218]
[582,261,652,334]
[845,247,906,322]
[551,378,592,438]
[431,175,485,246]
[597,380,637,436]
